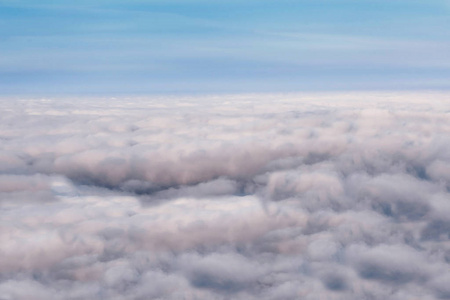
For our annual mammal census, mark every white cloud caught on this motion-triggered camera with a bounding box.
[0,92,449,299]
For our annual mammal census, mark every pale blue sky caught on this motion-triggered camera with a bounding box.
[1,0,449,95]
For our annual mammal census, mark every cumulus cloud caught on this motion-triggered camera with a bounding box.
[0,92,449,299]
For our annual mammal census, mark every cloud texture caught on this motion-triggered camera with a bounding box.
[1,92,450,299]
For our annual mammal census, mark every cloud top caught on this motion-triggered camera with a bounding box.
[1,92,449,299]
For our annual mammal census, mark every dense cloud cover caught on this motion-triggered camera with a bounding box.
[1,92,450,299]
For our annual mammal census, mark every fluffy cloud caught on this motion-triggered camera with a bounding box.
[0,92,449,299]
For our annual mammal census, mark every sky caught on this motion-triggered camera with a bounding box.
[2,2,450,298]
[1,0,450,95]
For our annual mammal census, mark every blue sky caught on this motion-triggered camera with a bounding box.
[1,0,450,95]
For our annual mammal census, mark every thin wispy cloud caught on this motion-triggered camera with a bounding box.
[1,0,449,94]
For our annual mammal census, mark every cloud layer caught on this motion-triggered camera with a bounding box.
[1,92,450,299]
